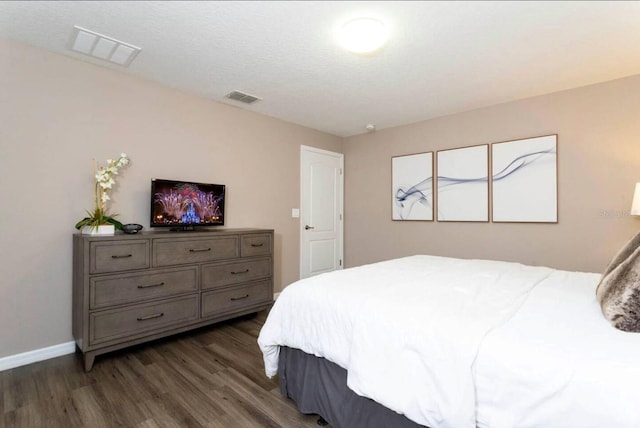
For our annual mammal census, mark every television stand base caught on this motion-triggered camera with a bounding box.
[170,225,196,232]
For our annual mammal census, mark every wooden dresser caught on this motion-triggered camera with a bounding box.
[72,228,274,371]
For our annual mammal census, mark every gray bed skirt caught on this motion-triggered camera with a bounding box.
[278,346,427,428]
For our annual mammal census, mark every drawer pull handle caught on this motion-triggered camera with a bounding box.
[230,294,250,301]
[111,254,133,259]
[231,269,249,275]
[137,282,165,289]
[189,248,211,253]
[137,312,164,321]
[250,243,264,247]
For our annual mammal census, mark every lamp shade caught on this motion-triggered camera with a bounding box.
[632,183,640,216]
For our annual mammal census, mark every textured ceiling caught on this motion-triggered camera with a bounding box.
[2,1,640,137]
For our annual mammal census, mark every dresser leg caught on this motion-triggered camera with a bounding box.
[84,352,96,372]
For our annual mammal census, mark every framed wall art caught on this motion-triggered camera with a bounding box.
[436,144,489,222]
[392,152,434,221]
[492,134,557,223]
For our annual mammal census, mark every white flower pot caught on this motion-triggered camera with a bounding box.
[81,225,115,236]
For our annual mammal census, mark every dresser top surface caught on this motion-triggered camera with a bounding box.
[74,228,273,242]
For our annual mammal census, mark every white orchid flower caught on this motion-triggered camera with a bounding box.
[85,152,130,216]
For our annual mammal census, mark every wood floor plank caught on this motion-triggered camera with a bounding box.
[91,365,149,426]
[0,395,3,426]
[205,336,275,391]
[215,384,282,428]
[0,373,6,417]
[71,385,112,428]
[135,418,161,428]
[3,369,22,413]
[51,396,85,428]
[171,335,229,374]
[136,394,198,428]
[217,367,323,427]
[0,310,325,428]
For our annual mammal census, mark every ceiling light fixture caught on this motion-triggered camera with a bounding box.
[337,18,389,54]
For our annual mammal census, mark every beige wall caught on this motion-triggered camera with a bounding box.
[344,75,640,273]
[0,39,342,359]
[3,35,640,362]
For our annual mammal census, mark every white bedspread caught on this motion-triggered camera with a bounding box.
[475,270,640,428]
[258,255,555,428]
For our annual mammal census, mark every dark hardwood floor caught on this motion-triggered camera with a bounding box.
[0,311,327,428]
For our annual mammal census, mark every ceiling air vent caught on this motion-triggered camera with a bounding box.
[225,90,262,104]
[69,25,141,67]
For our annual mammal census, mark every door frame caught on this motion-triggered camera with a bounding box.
[299,145,344,279]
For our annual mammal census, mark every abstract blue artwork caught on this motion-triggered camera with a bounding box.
[392,152,433,221]
[492,135,557,222]
[436,144,489,221]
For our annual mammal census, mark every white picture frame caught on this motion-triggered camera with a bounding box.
[492,134,558,223]
[392,152,434,221]
[436,144,489,222]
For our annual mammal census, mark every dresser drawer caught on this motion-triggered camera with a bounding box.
[240,233,272,257]
[202,257,272,291]
[201,280,271,318]
[89,295,198,345]
[153,236,239,267]
[90,267,198,309]
[90,240,150,274]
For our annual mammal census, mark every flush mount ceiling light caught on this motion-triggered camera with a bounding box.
[337,18,389,54]
[69,26,141,67]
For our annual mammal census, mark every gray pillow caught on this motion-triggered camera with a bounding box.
[596,231,640,332]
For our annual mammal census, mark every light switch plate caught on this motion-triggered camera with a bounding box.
[292,208,300,218]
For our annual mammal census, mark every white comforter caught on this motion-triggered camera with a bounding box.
[258,255,640,427]
[258,255,555,428]
[475,269,640,428]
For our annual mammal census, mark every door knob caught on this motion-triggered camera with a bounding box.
[305,225,315,230]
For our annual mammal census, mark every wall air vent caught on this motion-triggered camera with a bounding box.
[225,90,262,104]
[69,26,141,67]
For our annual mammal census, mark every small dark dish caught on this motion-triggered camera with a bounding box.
[122,224,143,234]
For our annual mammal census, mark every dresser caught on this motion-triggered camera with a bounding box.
[72,228,274,371]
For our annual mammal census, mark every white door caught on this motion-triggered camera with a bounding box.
[300,145,344,279]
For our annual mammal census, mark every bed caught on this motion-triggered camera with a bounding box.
[258,255,640,428]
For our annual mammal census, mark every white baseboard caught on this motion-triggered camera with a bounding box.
[274,292,281,300]
[0,341,76,372]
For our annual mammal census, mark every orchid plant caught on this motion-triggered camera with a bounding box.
[75,153,131,230]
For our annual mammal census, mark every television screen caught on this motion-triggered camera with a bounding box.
[151,179,225,229]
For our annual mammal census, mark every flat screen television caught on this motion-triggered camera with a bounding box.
[150,178,225,230]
